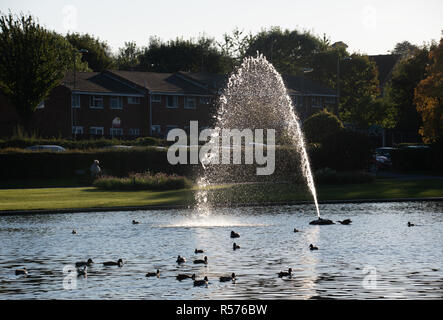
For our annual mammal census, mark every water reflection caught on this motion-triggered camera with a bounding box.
[0,201,442,299]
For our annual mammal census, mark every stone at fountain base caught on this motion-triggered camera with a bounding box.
[309,218,335,225]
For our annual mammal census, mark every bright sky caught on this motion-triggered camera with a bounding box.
[1,0,442,55]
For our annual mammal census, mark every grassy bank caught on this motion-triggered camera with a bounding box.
[0,179,442,212]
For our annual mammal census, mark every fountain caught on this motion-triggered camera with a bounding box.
[196,54,329,224]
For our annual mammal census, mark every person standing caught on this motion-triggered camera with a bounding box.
[90,160,101,180]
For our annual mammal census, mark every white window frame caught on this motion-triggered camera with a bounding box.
[72,126,84,134]
[110,128,123,136]
[166,95,178,109]
[151,125,161,135]
[110,96,123,110]
[90,96,104,109]
[151,95,162,103]
[128,97,141,104]
[129,128,140,136]
[184,97,197,110]
[72,94,80,108]
[90,126,104,135]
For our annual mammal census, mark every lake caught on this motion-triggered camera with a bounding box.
[0,201,442,299]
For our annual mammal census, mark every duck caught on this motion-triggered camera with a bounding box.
[293,228,300,233]
[176,273,196,281]
[193,276,209,287]
[338,219,352,225]
[220,273,236,282]
[233,243,240,250]
[77,266,87,277]
[193,256,208,264]
[230,231,240,238]
[176,255,186,264]
[15,268,28,276]
[278,268,293,278]
[75,258,93,268]
[309,244,319,251]
[407,222,415,227]
[146,269,160,278]
[103,259,123,267]
[194,249,204,254]
[132,220,140,225]
[72,230,77,234]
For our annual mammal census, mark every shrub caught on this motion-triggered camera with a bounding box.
[314,168,375,184]
[303,110,344,143]
[310,130,372,171]
[93,172,192,190]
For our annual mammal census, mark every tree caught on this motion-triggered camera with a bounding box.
[138,36,232,73]
[303,109,344,143]
[115,41,142,71]
[391,41,419,57]
[0,13,75,132]
[218,28,253,66]
[66,33,114,71]
[243,27,328,75]
[385,46,430,134]
[338,54,382,128]
[414,37,443,143]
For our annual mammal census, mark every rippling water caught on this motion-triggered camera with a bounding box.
[0,201,442,299]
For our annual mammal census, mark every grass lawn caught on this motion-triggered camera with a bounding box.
[0,179,442,212]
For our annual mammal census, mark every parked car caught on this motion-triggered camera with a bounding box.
[25,145,66,152]
[375,147,397,161]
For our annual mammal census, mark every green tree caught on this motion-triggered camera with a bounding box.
[218,28,253,66]
[0,13,75,132]
[244,27,328,75]
[66,33,114,71]
[138,36,232,73]
[303,109,344,143]
[414,37,443,143]
[385,46,430,134]
[338,54,382,128]
[115,41,142,71]
[391,41,419,57]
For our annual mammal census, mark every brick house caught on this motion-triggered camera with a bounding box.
[0,70,337,139]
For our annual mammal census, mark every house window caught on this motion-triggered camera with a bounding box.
[110,128,123,136]
[90,127,104,135]
[325,97,336,104]
[72,94,80,108]
[184,97,196,109]
[128,97,141,104]
[166,95,178,108]
[312,96,322,108]
[72,126,83,134]
[36,100,45,109]
[199,97,211,105]
[129,128,140,136]
[151,125,161,135]
[151,95,161,103]
[110,96,123,109]
[90,96,103,109]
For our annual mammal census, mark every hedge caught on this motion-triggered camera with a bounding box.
[93,172,192,190]
[391,141,443,173]
[0,136,167,150]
